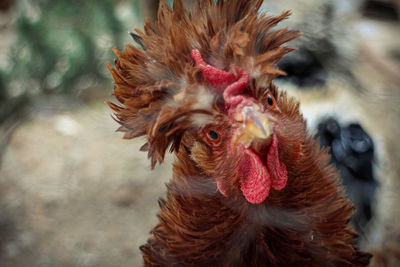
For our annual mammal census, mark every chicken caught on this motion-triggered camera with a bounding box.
[317,118,378,236]
[107,0,372,265]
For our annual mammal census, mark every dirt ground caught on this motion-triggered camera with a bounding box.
[0,99,173,266]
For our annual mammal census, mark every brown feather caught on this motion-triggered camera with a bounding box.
[108,0,371,266]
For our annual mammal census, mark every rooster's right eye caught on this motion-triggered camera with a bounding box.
[205,129,221,145]
[209,130,219,140]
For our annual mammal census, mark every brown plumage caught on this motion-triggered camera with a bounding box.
[108,0,372,266]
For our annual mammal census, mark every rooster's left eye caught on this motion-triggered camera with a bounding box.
[267,94,277,109]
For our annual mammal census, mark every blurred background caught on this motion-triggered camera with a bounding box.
[0,0,399,266]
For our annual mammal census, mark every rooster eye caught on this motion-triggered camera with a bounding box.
[209,130,219,140]
[205,128,221,145]
[267,94,277,109]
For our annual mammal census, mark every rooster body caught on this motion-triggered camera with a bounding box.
[108,0,371,265]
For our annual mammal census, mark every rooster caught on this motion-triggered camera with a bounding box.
[107,0,372,265]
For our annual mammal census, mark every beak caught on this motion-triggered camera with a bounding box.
[232,105,277,149]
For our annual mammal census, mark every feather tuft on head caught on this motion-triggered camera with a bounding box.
[107,0,300,168]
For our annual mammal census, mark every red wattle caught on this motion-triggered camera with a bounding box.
[238,148,271,204]
[267,135,288,190]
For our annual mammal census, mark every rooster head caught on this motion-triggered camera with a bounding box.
[108,0,303,204]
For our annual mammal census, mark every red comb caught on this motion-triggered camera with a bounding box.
[191,49,249,107]
[191,50,286,204]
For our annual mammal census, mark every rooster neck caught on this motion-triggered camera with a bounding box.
[141,137,371,266]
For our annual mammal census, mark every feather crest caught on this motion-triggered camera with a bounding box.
[108,0,300,167]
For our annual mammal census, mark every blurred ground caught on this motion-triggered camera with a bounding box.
[0,0,399,266]
[0,99,171,266]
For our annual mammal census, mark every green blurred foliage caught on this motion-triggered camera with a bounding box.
[0,0,143,120]
[9,0,126,95]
